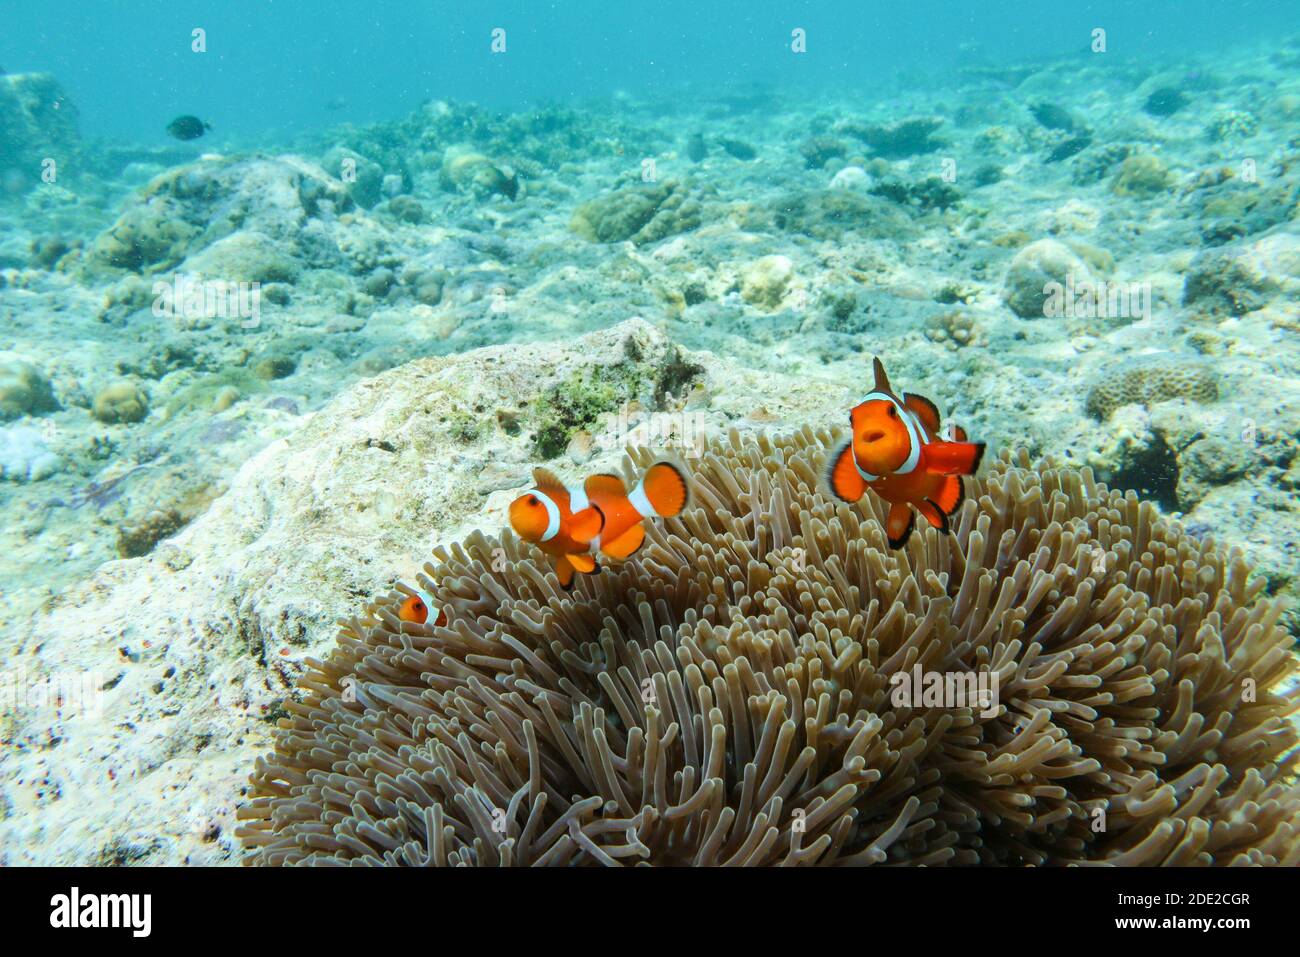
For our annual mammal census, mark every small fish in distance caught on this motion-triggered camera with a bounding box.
[166,115,211,140]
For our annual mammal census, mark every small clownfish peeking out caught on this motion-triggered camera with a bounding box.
[508,460,690,589]
[397,594,447,627]
[825,357,986,549]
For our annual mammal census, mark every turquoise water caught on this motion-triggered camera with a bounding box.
[6,1,1298,138]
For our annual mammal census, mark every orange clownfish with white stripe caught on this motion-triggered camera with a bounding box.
[509,461,689,589]
[825,357,986,549]
[397,594,447,627]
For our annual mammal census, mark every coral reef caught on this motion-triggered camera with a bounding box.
[770,189,913,241]
[739,255,795,310]
[799,136,847,170]
[240,430,1300,866]
[323,146,384,208]
[1206,110,1259,142]
[843,116,945,158]
[1183,231,1300,314]
[92,379,150,424]
[0,424,60,482]
[1110,155,1173,197]
[924,310,982,348]
[1002,239,1096,319]
[0,355,58,421]
[440,145,518,200]
[570,181,701,245]
[84,155,356,276]
[116,507,185,558]
[1085,360,1219,420]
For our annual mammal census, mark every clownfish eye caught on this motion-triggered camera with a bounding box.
[527,495,538,505]
[886,405,897,418]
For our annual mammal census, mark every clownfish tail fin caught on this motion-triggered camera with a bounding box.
[631,460,689,519]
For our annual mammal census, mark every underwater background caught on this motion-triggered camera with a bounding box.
[1,1,1299,863]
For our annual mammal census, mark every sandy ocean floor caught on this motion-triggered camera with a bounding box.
[1,33,1298,863]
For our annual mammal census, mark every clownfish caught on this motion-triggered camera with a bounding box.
[825,357,986,549]
[397,594,447,627]
[509,461,689,589]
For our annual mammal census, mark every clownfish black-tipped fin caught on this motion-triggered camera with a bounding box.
[917,498,951,533]
[825,440,867,503]
[602,523,646,560]
[568,552,597,574]
[902,392,942,435]
[885,502,915,550]
[932,474,965,519]
[639,461,689,518]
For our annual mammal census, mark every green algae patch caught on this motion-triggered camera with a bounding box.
[530,364,645,459]
[446,409,483,444]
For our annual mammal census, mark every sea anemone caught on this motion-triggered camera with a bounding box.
[237,427,1300,865]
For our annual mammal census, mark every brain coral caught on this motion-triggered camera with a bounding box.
[238,428,1300,866]
[570,181,701,245]
[1085,361,1219,420]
